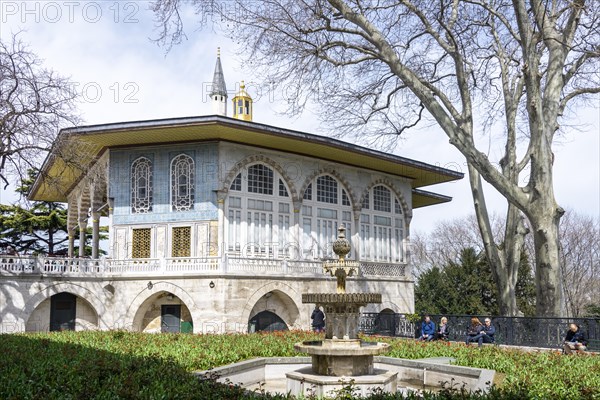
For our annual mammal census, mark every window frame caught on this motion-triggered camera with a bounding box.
[131,227,152,259]
[131,156,153,214]
[225,163,294,258]
[302,174,353,260]
[360,185,405,263]
[170,154,195,212]
[171,226,192,258]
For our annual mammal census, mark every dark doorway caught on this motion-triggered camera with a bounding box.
[50,292,77,331]
[248,311,288,332]
[376,308,397,336]
[161,304,181,333]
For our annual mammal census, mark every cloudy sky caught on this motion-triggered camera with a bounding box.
[1,1,598,235]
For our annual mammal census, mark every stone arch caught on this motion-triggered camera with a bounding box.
[241,281,302,331]
[124,281,199,332]
[360,179,412,222]
[299,168,358,209]
[375,307,400,336]
[221,154,299,202]
[21,282,107,330]
[379,301,400,313]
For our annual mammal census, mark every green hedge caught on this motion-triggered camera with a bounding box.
[0,331,598,399]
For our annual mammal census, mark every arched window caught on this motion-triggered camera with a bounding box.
[302,175,353,260]
[131,157,152,213]
[171,154,195,211]
[360,185,404,262]
[247,164,273,194]
[226,163,294,258]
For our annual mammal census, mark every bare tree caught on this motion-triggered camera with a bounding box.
[151,0,600,315]
[558,211,600,317]
[0,34,79,190]
[412,213,532,315]
[412,214,502,270]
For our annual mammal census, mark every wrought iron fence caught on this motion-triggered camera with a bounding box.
[359,313,600,349]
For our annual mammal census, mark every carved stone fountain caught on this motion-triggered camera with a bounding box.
[286,226,397,397]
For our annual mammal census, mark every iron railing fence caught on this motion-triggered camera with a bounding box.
[359,313,600,348]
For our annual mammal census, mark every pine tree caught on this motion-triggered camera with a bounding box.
[415,248,499,315]
[516,252,536,316]
[415,247,538,316]
[0,170,68,255]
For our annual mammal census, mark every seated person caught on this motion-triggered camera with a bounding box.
[434,316,450,341]
[465,317,483,345]
[472,318,496,346]
[418,315,436,341]
[563,323,587,354]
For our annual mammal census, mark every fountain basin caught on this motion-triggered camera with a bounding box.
[295,339,391,376]
[199,356,496,396]
[286,366,398,398]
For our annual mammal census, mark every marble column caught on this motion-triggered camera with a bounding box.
[78,220,87,258]
[68,229,75,258]
[91,212,100,259]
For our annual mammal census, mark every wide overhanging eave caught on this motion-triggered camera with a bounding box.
[30,116,464,202]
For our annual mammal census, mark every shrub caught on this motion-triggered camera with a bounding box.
[0,331,598,399]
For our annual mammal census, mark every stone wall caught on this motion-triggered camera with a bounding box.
[1,273,413,334]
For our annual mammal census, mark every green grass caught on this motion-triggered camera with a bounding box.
[0,331,598,399]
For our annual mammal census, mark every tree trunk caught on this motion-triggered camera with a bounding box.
[468,164,523,316]
[530,214,563,316]
[501,204,528,316]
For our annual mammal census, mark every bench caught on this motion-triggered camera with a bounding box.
[562,339,599,354]
[586,339,600,353]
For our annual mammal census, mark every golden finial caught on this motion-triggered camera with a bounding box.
[232,79,253,121]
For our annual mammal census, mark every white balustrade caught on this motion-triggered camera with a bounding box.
[0,255,408,279]
[359,262,409,279]
[0,256,36,273]
[42,258,101,274]
[227,257,283,274]
[164,257,221,273]
[287,260,322,275]
[104,258,161,274]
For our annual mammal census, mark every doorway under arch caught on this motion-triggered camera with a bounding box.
[375,308,397,336]
[248,310,289,332]
[26,291,99,332]
[246,289,300,332]
[132,291,194,333]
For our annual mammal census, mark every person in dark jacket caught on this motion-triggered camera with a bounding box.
[563,323,587,354]
[434,316,450,341]
[465,317,484,345]
[311,306,325,332]
[470,318,496,347]
[419,315,436,341]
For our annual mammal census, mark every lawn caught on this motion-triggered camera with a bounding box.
[0,331,598,399]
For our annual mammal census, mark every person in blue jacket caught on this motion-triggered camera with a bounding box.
[469,317,496,347]
[418,315,436,341]
[563,323,587,354]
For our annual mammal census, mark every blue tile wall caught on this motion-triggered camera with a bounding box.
[109,143,219,224]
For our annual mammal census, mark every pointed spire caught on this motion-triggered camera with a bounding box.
[210,48,228,116]
[210,47,227,97]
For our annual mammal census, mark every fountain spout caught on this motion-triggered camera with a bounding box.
[323,226,358,294]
